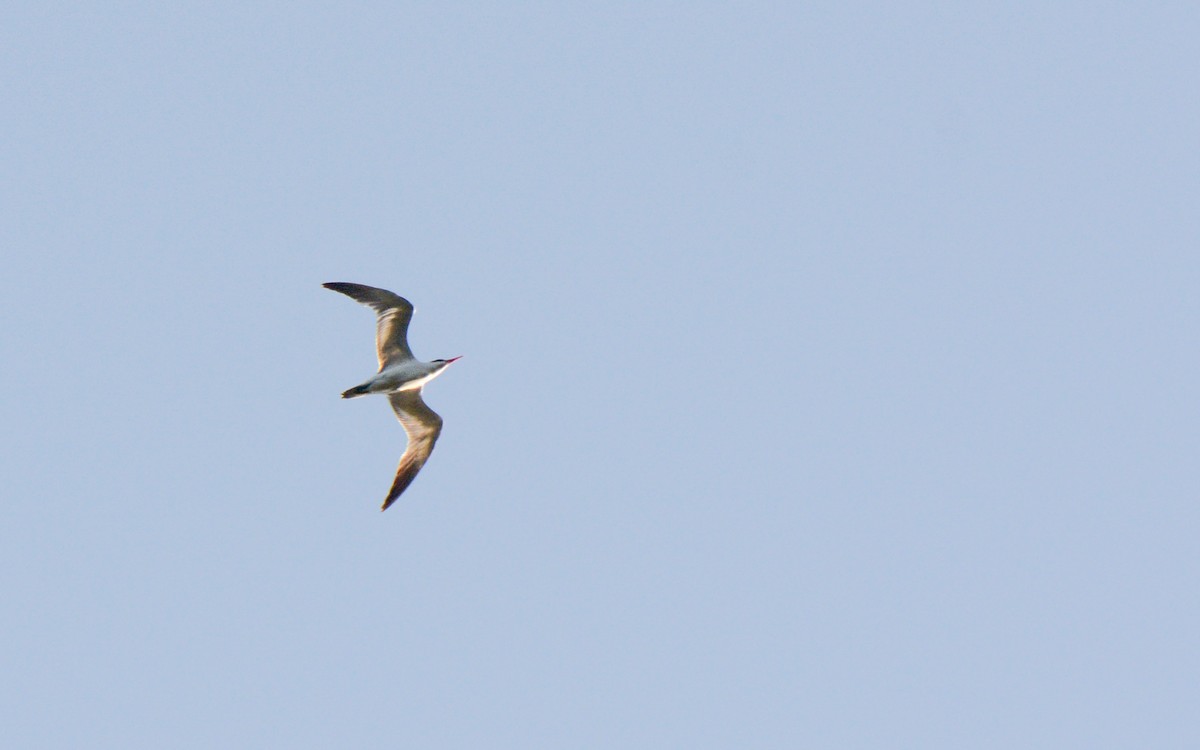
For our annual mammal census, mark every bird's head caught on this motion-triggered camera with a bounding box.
[433,355,463,367]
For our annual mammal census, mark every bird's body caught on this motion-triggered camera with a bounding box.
[341,359,455,398]
[323,282,460,511]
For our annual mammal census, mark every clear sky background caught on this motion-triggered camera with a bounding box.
[2,3,1197,747]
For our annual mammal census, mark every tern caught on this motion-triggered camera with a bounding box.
[324,282,461,511]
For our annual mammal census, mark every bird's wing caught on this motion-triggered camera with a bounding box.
[323,282,415,368]
[381,389,445,511]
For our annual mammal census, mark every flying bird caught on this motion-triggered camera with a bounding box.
[324,282,461,511]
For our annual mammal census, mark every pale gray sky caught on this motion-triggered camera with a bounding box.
[2,2,1198,747]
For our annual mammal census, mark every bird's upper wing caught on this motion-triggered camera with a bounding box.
[323,282,415,368]
[381,389,445,511]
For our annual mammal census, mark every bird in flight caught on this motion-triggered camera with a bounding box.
[324,282,461,511]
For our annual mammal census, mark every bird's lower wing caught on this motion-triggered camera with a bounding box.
[382,390,445,511]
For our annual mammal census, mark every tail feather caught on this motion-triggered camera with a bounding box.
[341,384,370,399]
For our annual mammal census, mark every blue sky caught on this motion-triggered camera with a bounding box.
[3,3,1198,747]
